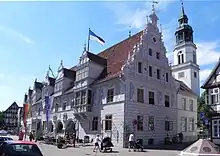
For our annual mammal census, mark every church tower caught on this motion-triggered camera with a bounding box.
[171,2,200,96]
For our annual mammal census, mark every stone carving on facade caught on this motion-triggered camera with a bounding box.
[157,91,162,105]
[129,82,135,101]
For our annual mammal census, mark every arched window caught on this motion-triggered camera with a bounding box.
[178,51,184,64]
[193,51,196,64]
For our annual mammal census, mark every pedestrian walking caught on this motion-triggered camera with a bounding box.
[93,134,101,152]
[29,132,34,142]
[128,132,134,152]
[18,131,24,141]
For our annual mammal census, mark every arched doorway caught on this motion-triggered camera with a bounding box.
[36,121,41,131]
[48,121,54,132]
[65,120,76,135]
[56,120,63,133]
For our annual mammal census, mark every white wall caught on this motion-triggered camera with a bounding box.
[177,90,197,142]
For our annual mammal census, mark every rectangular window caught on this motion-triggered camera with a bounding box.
[211,90,219,104]
[188,118,194,132]
[62,102,67,110]
[149,66,152,77]
[182,98,186,110]
[87,90,92,104]
[178,55,181,64]
[181,117,187,132]
[149,48,152,56]
[92,117,98,131]
[107,89,114,103]
[55,104,59,112]
[178,72,185,78]
[156,52,160,59]
[105,115,112,131]
[181,54,184,63]
[149,91,155,105]
[165,121,173,131]
[214,125,218,137]
[166,73,169,82]
[194,71,197,78]
[157,69,160,79]
[148,116,154,131]
[138,62,142,73]
[81,90,86,105]
[137,115,143,131]
[189,99,193,111]
[76,92,81,105]
[137,88,144,103]
[165,95,170,107]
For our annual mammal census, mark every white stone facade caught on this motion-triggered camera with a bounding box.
[22,6,199,147]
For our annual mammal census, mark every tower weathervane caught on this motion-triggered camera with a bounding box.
[148,0,158,13]
[128,26,131,37]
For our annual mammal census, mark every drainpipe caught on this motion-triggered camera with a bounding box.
[176,84,180,134]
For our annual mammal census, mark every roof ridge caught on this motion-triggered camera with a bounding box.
[97,30,144,57]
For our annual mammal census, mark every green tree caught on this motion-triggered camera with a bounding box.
[197,91,214,129]
[0,111,4,128]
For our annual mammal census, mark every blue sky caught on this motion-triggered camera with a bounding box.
[0,1,220,110]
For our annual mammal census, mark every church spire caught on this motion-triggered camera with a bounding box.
[178,0,188,25]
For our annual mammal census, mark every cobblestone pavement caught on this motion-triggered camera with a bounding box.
[37,143,180,156]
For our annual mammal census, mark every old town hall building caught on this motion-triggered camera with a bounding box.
[22,4,199,147]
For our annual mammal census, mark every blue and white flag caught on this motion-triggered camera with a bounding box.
[45,96,54,124]
[89,29,105,45]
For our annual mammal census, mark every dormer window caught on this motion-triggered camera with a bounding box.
[178,51,184,64]
[76,67,88,81]
[80,57,89,65]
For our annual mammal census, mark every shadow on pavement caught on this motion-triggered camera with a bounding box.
[145,142,195,151]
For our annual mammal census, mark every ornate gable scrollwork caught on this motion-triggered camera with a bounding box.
[121,33,145,76]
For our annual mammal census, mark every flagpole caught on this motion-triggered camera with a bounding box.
[87,28,90,51]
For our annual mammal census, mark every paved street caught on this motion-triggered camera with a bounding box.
[37,143,180,156]
[8,135,180,156]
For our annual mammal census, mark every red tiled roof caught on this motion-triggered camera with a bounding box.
[96,30,143,80]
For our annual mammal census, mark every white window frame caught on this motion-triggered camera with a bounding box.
[210,88,219,105]
[188,118,194,132]
[189,99,193,111]
[181,117,187,132]
[212,119,220,138]
[181,98,186,110]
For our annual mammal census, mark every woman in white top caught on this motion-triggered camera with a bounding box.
[128,132,134,151]
[93,134,101,152]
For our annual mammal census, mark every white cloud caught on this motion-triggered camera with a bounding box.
[197,41,220,66]
[105,0,175,30]
[106,1,220,87]
[200,69,212,83]
[0,25,34,44]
